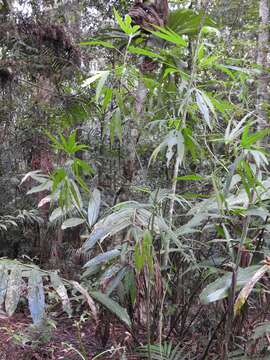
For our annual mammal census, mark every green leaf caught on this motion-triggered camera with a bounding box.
[105,266,128,296]
[113,8,132,35]
[27,180,52,195]
[224,113,253,144]
[241,126,270,148]
[96,71,110,104]
[151,26,187,46]
[50,272,72,316]
[149,130,185,168]
[182,127,197,160]
[83,208,134,252]
[124,270,136,305]
[176,174,204,181]
[61,217,86,230]
[128,45,164,60]
[252,322,270,340]
[49,207,66,222]
[80,40,115,49]
[201,26,220,37]
[234,265,269,316]
[109,109,122,145]
[143,230,153,273]
[134,242,144,273]
[168,8,216,36]
[5,268,22,316]
[102,87,113,111]
[90,291,131,327]
[88,188,101,227]
[51,168,66,193]
[0,266,8,306]
[73,158,93,174]
[200,265,262,304]
[195,90,212,130]
[81,71,109,88]
[83,249,121,270]
[71,281,97,322]
[28,270,46,325]
[138,341,184,360]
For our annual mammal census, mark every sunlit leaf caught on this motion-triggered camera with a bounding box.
[80,40,115,49]
[71,281,98,322]
[200,266,262,304]
[176,174,204,181]
[88,188,101,227]
[28,270,46,325]
[195,90,212,130]
[0,266,8,306]
[234,264,269,316]
[5,268,22,316]
[61,217,85,230]
[50,272,72,316]
[83,249,121,270]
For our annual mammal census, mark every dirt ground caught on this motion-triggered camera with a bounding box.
[0,312,139,360]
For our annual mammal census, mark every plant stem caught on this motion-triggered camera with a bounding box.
[164,1,211,268]
[164,155,181,267]
[146,268,152,360]
[224,163,256,356]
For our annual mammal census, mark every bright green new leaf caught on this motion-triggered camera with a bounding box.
[176,174,204,181]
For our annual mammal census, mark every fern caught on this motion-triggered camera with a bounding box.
[137,342,191,360]
[0,210,43,232]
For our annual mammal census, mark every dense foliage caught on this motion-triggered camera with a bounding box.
[0,0,270,359]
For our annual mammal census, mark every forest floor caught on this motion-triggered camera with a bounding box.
[0,309,267,359]
[0,312,139,360]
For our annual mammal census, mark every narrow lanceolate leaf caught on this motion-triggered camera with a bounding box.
[96,71,110,104]
[20,170,46,186]
[83,249,121,270]
[61,217,85,230]
[71,281,98,323]
[128,46,164,60]
[105,266,128,296]
[28,270,46,325]
[90,291,131,328]
[83,208,134,252]
[5,268,22,316]
[80,40,115,49]
[195,90,212,130]
[38,195,52,208]
[200,265,261,304]
[50,273,72,316]
[81,71,109,88]
[251,322,270,340]
[176,174,204,181]
[88,188,101,227]
[49,207,65,222]
[234,264,270,317]
[27,180,52,195]
[151,26,187,46]
[149,130,185,168]
[0,266,8,306]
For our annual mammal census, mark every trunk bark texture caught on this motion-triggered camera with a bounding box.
[257,0,269,129]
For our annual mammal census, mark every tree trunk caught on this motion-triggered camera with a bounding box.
[257,0,269,130]
[121,0,169,198]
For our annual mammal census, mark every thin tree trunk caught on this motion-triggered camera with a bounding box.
[257,0,269,130]
[122,0,169,196]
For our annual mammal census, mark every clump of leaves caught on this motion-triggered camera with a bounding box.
[0,259,72,325]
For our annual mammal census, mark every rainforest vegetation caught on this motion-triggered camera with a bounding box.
[0,0,270,359]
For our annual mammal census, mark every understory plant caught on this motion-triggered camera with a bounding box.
[6,4,270,359]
